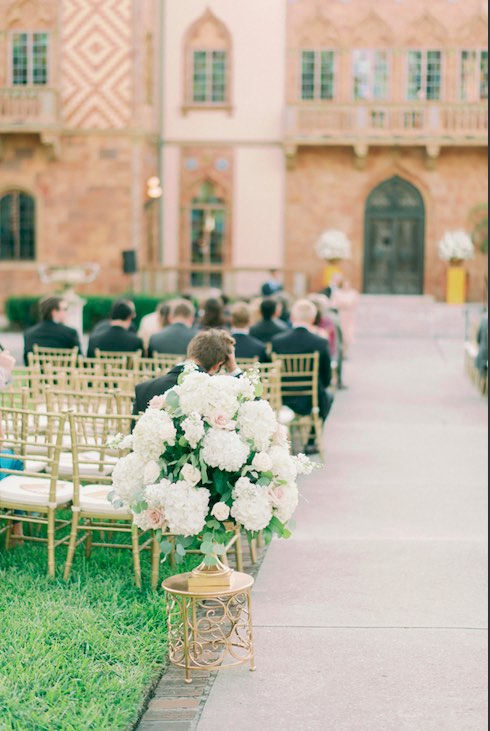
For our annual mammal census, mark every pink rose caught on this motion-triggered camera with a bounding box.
[269,485,285,508]
[149,395,166,410]
[147,508,166,530]
[210,412,235,431]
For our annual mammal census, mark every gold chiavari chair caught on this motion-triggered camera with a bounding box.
[0,408,72,575]
[253,360,283,415]
[63,411,145,587]
[95,350,142,370]
[152,353,182,373]
[135,358,167,384]
[71,370,136,396]
[11,366,68,410]
[273,352,324,460]
[29,345,79,371]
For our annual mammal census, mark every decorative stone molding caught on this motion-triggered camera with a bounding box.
[456,14,489,46]
[293,7,341,48]
[6,0,56,28]
[41,132,61,160]
[350,11,394,48]
[426,144,441,171]
[285,144,298,171]
[402,12,448,48]
[353,144,369,171]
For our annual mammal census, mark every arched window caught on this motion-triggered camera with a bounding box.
[184,10,232,111]
[190,181,227,288]
[0,191,36,261]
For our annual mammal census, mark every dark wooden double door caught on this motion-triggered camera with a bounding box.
[364,177,425,295]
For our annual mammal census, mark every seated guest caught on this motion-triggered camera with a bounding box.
[148,300,198,357]
[87,301,143,358]
[250,298,288,345]
[0,413,24,542]
[230,302,269,363]
[24,296,82,365]
[0,348,16,389]
[91,299,137,337]
[261,269,284,297]
[272,299,333,423]
[134,330,239,414]
[138,301,171,351]
[200,297,228,330]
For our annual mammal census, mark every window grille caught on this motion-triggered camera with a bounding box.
[11,32,49,86]
[192,50,227,104]
[300,50,335,101]
[460,50,488,101]
[353,50,389,101]
[407,50,442,101]
[0,192,36,261]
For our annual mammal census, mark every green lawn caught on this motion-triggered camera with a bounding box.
[0,539,199,731]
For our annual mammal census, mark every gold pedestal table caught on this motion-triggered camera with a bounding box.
[162,571,256,684]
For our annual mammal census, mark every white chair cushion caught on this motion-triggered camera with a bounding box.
[0,476,73,507]
[79,484,130,516]
[58,451,116,478]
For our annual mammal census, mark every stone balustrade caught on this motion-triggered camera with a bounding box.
[0,88,59,130]
[286,102,488,145]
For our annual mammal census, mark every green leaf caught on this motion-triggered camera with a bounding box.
[213,543,226,556]
[174,552,185,565]
[175,543,187,557]
[107,490,116,502]
[257,477,272,487]
[206,519,221,530]
[204,555,218,567]
[179,437,189,448]
[132,500,148,515]
[166,390,180,409]
[200,541,214,555]
[159,540,174,556]
[213,470,229,497]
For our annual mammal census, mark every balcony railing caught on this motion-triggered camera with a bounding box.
[286,102,488,145]
[0,88,59,131]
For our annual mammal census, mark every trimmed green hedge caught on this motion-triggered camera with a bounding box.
[5,294,186,332]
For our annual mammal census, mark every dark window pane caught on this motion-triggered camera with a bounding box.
[320,51,335,100]
[212,51,226,103]
[481,51,488,100]
[301,51,315,100]
[12,33,28,85]
[427,50,442,100]
[33,33,49,85]
[0,192,36,260]
[407,51,422,100]
[193,51,207,102]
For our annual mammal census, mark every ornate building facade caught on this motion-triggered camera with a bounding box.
[0,0,160,301]
[0,0,488,304]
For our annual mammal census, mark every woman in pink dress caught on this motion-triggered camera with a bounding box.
[331,279,359,357]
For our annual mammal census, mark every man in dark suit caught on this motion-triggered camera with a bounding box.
[250,298,288,345]
[148,300,198,357]
[134,330,240,415]
[24,296,82,365]
[87,301,143,358]
[272,299,333,423]
[90,299,138,336]
[231,303,269,363]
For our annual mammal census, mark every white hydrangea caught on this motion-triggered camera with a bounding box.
[181,412,206,449]
[133,409,177,462]
[201,429,250,472]
[163,482,210,536]
[174,372,213,416]
[236,375,256,402]
[269,445,298,484]
[438,230,474,262]
[202,376,241,420]
[231,477,273,531]
[252,452,273,474]
[112,452,146,505]
[269,482,299,524]
[144,479,172,508]
[237,400,277,451]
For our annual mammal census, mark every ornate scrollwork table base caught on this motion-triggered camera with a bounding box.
[162,572,256,684]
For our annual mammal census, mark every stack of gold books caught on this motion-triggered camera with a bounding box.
[187,566,233,592]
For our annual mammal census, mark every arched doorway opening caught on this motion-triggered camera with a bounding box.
[363,176,425,295]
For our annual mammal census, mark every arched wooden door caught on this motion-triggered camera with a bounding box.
[363,177,425,295]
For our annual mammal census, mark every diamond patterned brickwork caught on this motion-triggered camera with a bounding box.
[61,0,132,129]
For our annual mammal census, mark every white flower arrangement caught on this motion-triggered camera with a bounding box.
[110,368,319,566]
[438,230,475,263]
[315,230,352,261]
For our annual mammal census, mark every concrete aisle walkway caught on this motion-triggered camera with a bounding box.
[198,301,488,731]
